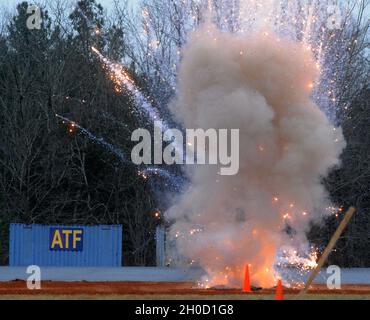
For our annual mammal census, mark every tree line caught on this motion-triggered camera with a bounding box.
[0,0,369,267]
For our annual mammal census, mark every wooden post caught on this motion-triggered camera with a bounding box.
[298,207,356,298]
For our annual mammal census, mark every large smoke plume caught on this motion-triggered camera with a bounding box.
[165,24,345,288]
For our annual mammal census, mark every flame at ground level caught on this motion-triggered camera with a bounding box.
[194,235,319,289]
[196,233,278,289]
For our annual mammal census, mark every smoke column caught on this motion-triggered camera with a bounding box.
[165,24,345,288]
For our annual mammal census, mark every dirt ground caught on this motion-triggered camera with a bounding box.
[1,281,370,299]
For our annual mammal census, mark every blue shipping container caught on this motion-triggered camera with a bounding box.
[9,224,122,267]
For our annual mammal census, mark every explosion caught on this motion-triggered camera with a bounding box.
[89,0,353,288]
[165,24,345,288]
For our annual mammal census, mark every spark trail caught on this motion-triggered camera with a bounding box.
[91,47,163,124]
[138,167,187,190]
[91,46,193,164]
[55,114,127,163]
[56,114,183,188]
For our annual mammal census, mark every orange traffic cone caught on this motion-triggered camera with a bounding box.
[243,265,251,293]
[275,279,284,300]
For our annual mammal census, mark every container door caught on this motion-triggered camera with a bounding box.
[99,226,114,266]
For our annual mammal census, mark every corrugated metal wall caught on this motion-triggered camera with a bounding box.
[9,224,122,267]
